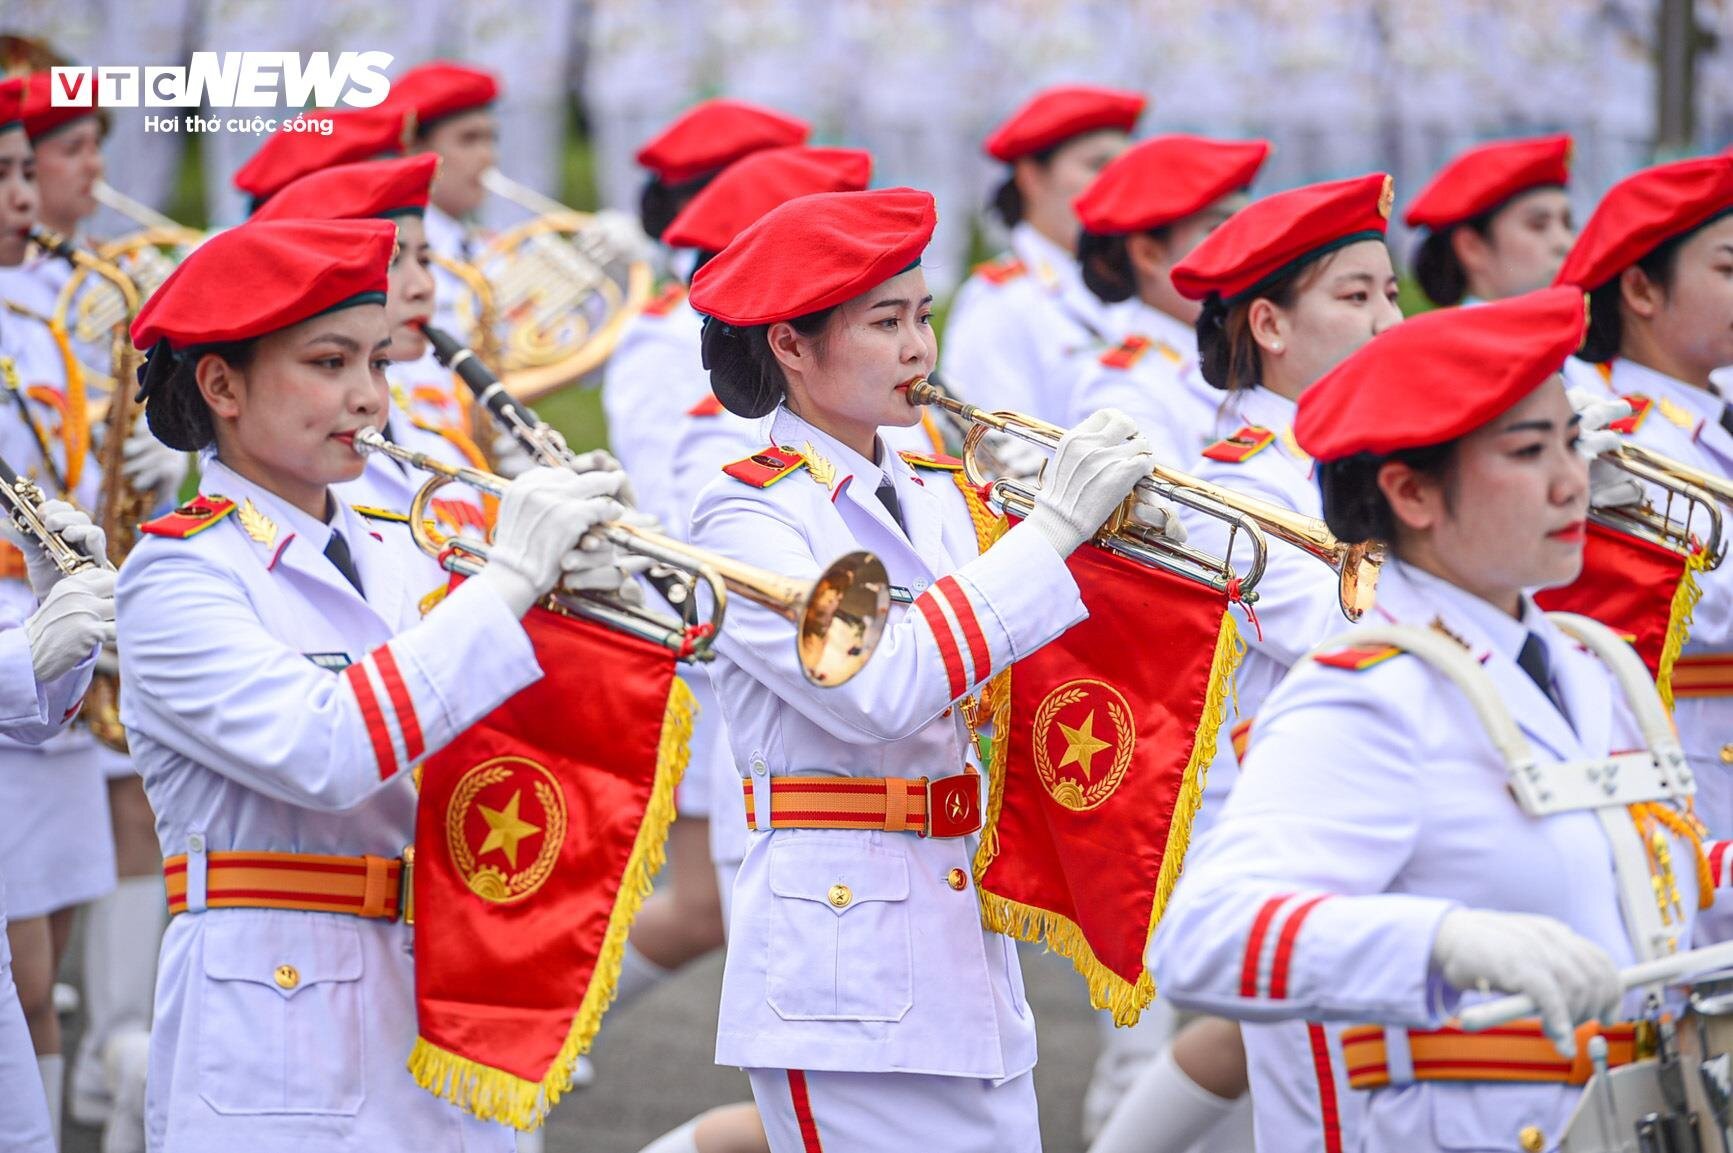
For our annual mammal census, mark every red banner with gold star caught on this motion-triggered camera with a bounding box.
[408,605,691,1131]
[1534,519,1708,709]
[975,541,1241,1025]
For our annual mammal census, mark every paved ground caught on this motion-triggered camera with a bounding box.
[60,937,1107,1153]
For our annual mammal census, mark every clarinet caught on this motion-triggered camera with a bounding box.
[0,453,111,576]
[421,324,695,619]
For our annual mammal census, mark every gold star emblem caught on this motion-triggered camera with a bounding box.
[1056,710,1113,780]
[476,789,541,869]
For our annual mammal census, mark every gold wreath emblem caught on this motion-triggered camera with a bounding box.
[445,756,568,905]
[1031,679,1135,813]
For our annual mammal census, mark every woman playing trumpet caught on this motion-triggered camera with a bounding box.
[684,186,1180,1149]
[115,217,636,1151]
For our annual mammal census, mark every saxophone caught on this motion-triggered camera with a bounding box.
[30,227,145,752]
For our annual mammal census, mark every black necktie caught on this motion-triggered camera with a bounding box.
[875,477,905,534]
[1517,632,1569,722]
[324,530,366,597]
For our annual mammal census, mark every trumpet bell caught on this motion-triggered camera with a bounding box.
[798,553,891,687]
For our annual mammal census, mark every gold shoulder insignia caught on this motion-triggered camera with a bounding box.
[1202,425,1276,464]
[237,499,277,546]
[722,445,807,488]
[140,495,237,539]
[898,450,964,472]
[1657,395,1696,430]
[1428,616,1471,651]
[801,442,838,490]
[352,505,412,524]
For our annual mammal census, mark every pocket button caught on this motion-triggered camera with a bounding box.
[827,883,853,909]
[273,964,300,991]
[947,868,968,891]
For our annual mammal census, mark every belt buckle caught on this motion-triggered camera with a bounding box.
[924,774,981,838]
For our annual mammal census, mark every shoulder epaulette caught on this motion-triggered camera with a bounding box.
[1202,425,1276,464]
[641,282,688,318]
[140,495,236,539]
[722,445,807,488]
[898,450,964,472]
[1312,644,1406,672]
[351,505,411,524]
[1608,393,1652,435]
[1099,334,1152,371]
[686,393,724,418]
[972,255,1027,286]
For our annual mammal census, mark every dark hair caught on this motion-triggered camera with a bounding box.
[1079,226,1171,304]
[1195,266,1308,394]
[1578,226,1693,364]
[987,141,1064,227]
[1317,442,1459,546]
[700,308,837,418]
[1411,208,1501,308]
[640,171,718,241]
[142,340,257,452]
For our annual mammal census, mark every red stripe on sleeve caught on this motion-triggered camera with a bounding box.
[1239,895,1291,998]
[1712,841,1732,889]
[934,575,990,685]
[1307,1023,1344,1153]
[1269,894,1332,999]
[786,1070,825,1152]
[344,663,397,780]
[913,591,966,699]
[371,646,424,762]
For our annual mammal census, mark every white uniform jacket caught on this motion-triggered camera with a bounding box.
[602,283,708,533]
[0,599,95,744]
[1601,359,1733,845]
[423,203,481,347]
[940,223,1108,424]
[689,405,1087,1079]
[117,457,538,1153]
[1151,560,1698,1153]
[1065,299,1226,465]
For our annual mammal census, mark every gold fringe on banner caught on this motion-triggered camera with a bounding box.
[974,611,1243,1026]
[1656,547,1709,713]
[407,674,695,1131]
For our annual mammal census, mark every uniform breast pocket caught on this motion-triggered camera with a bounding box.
[764,839,914,1023]
[196,913,366,1116]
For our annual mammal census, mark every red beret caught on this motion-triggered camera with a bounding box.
[233,105,413,203]
[1554,155,1733,291]
[133,218,395,353]
[20,71,99,142]
[689,188,935,326]
[1171,172,1395,303]
[386,60,499,126]
[1404,134,1572,230]
[0,78,24,135]
[636,99,810,185]
[1295,286,1586,461]
[662,147,873,253]
[250,154,438,224]
[983,85,1145,163]
[1075,134,1270,235]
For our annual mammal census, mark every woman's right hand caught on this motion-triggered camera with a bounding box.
[1023,408,1154,558]
[475,466,627,617]
[2,500,108,599]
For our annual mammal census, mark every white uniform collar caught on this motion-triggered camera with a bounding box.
[768,405,909,494]
[1010,221,1081,296]
[421,204,471,263]
[1377,558,1539,667]
[1226,384,1297,432]
[1609,357,1720,423]
[200,456,340,554]
[1113,298,1198,358]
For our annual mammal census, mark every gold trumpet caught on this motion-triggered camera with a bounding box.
[350,428,889,686]
[1605,444,1730,567]
[905,377,1385,620]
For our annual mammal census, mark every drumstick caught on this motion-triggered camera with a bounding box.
[1458,939,1733,1032]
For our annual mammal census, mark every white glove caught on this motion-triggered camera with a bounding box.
[1567,390,1645,510]
[122,423,189,503]
[588,208,654,266]
[980,429,1048,482]
[26,567,115,682]
[1022,409,1155,558]
[1126,489,1188,544]
[1,500,108,599]
[1431,908,1622,1058]
[476,467,626,617]
[487,432,538,480]
[564,447,640,508]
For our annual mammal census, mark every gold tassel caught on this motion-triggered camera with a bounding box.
[407,675,695,1130]
[1657,548,1709,713]
[43,318,88,491]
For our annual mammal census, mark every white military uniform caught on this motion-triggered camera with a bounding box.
[116,455,534,1153]
[1601,360,1733,889]
[0,269,119,920]
[688,404,1088,1150]
[0,596,97,1153]
[421,206,483,361]
[1066,299,1226,465]
[1151,558,1700,1153]
[941,223,1109,423]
